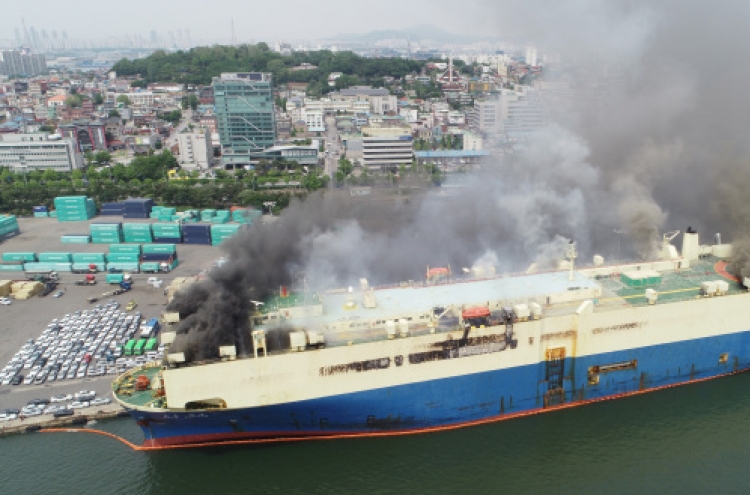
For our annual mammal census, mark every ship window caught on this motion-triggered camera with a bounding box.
[719,353,729,364]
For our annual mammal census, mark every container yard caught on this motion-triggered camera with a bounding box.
[0,214,237,416]
[0,200,263,433]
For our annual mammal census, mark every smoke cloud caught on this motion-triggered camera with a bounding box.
[169,0,750,359]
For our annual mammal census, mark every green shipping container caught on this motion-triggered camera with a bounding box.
[106,273,124,284]
[38,253,73,263]
[142,244,177,254]
[0,264,25,271]
[72,253,107,263]
[139,262,161,273]
[2,252,37,262]
[61,235,91,244]
[109,244,142,254]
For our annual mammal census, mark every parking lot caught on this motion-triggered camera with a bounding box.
[0,216,222,417]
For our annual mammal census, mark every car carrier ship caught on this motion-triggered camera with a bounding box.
[113,229,750,447]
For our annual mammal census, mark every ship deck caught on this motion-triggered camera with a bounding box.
[113,364,166,409]
[596,257,744,308]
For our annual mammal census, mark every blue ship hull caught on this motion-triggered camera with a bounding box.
[129,330,750,446]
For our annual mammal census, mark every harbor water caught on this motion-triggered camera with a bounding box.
[4,372,750,495]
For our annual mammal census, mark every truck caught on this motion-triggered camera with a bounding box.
[38,282,58,298]
[74,275,97,286]
[27,271,59,282]
[139,317,161,339]
[72,264,99,275]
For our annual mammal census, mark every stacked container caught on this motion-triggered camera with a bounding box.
[90,222,124,244]
[61,235,91,244]
[182,224,211,245]
[151,206,177,222]
[123,198,154,219]
[152,223,182,244]
[25,262,72,272]
[141,244,178,272]
[0,264,24,272]
[2,252,36,263]
[210,224,242,246]
[231,208,261,224]
[123,223,153,243]
[72,252,107,273]
[33,206,49,218]
[101,202,125,216]
[54,196,97,222]
[200,209,217,222]
[0,215,20,242]
[38,252,73,263]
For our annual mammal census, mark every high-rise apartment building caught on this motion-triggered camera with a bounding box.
[212,72,276,166]
[0,50,47,77]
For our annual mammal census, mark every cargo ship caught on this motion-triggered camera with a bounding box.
[113,230,750,447]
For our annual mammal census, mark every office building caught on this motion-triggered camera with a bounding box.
[361,127,414,172]
[0,133,83,172]
[213,72,276,166]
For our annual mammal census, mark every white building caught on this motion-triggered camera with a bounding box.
[177,128,213,170]
[115,92,155,107]
[361,127,414,172]
[0,133,83,172]
[302,109,325,133]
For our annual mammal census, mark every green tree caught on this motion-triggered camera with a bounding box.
[108,109,121,118]
[116,95,131,106]
[65,94,83,108]
[94,151,112,164]
[39,124,55,133]
[188,95,199,111]
[93,93,104,105]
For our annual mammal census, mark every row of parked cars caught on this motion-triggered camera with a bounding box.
[0,301,151,386]
[0,390,112,421]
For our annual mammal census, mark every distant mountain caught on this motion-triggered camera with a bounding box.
[330,24,496,45]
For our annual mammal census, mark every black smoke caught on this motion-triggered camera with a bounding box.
[170,1,750,359]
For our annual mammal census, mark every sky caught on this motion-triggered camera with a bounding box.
[0,0,499,43]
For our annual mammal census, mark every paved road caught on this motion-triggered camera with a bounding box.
[166,109,194,149]
[324,115,342,180]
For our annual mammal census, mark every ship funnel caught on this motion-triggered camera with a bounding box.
[682,227,700,261]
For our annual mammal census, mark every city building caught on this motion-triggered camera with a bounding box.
[331,86,397,115]
[213,72,276,166]
[58,121,108,152]
[0,133,83,172]
[0,50,47,77]
[360,126,414,172]
[115,92,155,107]
[177,128,213,170]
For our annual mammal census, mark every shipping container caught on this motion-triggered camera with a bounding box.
[106,273,125,284]
[2,252,37,262]
[60,235,91,244]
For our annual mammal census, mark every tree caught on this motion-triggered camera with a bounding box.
[39,124,55,133]
[108,109,121,118]
[93,93,104,105]
[65,94,83,108]
[94,151,112,164]
[338,157,354,176]
[116,95,131,106]
[188,94,199,111]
